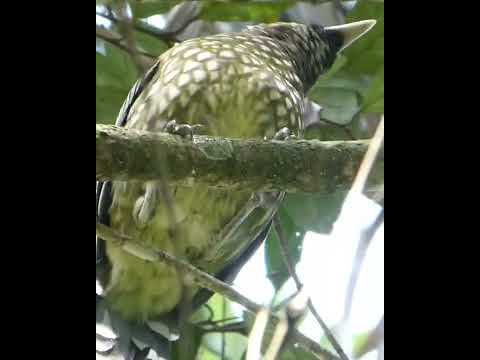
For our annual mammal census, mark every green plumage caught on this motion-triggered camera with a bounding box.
[99,22,345,321]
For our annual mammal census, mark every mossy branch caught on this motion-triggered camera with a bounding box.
[96,124,383,194]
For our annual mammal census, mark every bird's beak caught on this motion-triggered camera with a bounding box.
[325,19,377,51]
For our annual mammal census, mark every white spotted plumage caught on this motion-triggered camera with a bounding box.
[103,22,339,321]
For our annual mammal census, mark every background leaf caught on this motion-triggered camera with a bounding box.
[96,44,138,124]
[133,0,185,19]
[265,207,305,291]
[282,191,348,234]
[198,295,248,360]
[200,0,296,23]
[309,0,384,124]
[135,31,169,56]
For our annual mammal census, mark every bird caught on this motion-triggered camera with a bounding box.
[96,19,375,357]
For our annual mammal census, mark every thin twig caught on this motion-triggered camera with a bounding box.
[195,316,241,327]
[221,297,226,359]
[96,9,200,44]
[342,210,384,323]
[200,321,248,335]
[200,303,215,323]
[263,314,289,360]
[95,223,340,360]
[273,215,302,288]
[246,308,270,360]
[97,11,174,41]
[334,116,384,353]
[111,1,149,74]
[350,116,384,194]
[96,26,157,66]
[340,116,384,324]
[307,302,348,360]
[274,215,349,360]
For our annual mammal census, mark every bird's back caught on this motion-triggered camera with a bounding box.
[104,29,303,320]
[126,31,304,137]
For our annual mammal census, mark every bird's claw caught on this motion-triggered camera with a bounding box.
[273,127,297,141]
[165,120,205,140]
[133,182,159,228]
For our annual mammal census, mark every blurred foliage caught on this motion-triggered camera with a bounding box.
[265,207,306,291]
[191,294,247,360]
[96,1,384,359]
[310,0,384,125]
[281,346,319,360]
[96,43,138,124]
[200,0,295,22]
[133,0,185,18]
[135,31,169,56]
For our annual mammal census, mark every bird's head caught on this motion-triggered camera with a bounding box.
[245,20,376,91]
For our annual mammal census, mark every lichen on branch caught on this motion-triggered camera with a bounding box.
[96,124,382,194]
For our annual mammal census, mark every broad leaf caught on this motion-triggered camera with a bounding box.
[96,44,138,124]
[200,0,295,22]
[265,207,305,291]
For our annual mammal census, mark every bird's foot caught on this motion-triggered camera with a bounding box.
[165,120,205,140]
[133,182,159,228]
[273,127,297,141]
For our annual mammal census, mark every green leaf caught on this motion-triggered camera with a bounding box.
[309,85,360,125]
[133,0,184,19]
[353,330,372,358]
[265,207,305,291]
[200,295,247,360]
[310,63,369,126]
[96,85,128,125]
[343,0,384,77]
[197,345,222,360]
[282,191,348,234]
[96,44,138,88]
[96,44,138,124]
[135,30,169,57]
[202,333,247,360]
[206,294,239,321]
[361,65,384,114]
[280,346,319,360]
[309,0,384,124]
[200,0,295,22]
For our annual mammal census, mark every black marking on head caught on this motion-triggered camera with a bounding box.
[246,23,343,92]
[324,28,344,60]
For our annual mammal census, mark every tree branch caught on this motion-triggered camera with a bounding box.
[96,10,198,44]
[96,124,383,194]
[342,209,384,324]
[96,26,157,68]
[110,0,148,74]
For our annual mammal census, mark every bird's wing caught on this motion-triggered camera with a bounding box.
[96,61,170,360]
[96,56,279,358]
[96,61,161,274]
[192,219,273,309]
